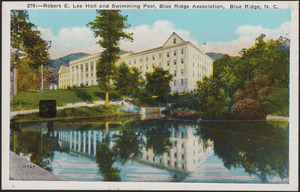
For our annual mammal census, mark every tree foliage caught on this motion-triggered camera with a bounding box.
[145,67,173,102]
[11,10,51,94]
[196,35,289,119]
[114,62,142,98]
[87,10,133,107]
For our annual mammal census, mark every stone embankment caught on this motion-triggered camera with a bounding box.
[266,115,289,120]
[9,151,62,181]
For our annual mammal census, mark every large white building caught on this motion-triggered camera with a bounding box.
[58,32,213,92]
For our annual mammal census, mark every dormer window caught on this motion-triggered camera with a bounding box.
[173,38,176,44]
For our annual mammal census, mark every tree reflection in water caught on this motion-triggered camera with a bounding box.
[139,121,172,155]
[95,135,121,181]
[196,121,289,183]
[10,122,55,172]
[114,126,142,165]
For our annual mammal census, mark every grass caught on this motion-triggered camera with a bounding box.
[11,86,121,111]
[10,105,132,123]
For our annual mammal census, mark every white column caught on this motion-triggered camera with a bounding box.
[70,131,72,149]
[88,62,91,86]
[83,63,86,85]
[74,131,77,150]
[93,131,97,156]
[78,131,81,152]
[93,62,97,85]
[83,131,86,153]
[88,130,91,154]
[99,131,102,143]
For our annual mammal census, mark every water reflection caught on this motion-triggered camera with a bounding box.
[10,116,288,183]
[196,121,289,183]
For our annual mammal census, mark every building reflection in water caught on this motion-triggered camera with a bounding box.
[54,122,213,176]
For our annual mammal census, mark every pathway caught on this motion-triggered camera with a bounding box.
[10,99,138,118]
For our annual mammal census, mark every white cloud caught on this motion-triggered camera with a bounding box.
[120,20,198,53]
[38,26,102,59]
[199,21,291,56]
[39,20,290,59]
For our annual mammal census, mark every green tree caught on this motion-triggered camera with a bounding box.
[11,10,51,94]
[87,10,133,107]
[145,67,173,102]
[196,35,289,119]
[114,62,142,98]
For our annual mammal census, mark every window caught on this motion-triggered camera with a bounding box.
[174,80,176,86]
[128,60,131,64]
[160,158,162,164]
[173,38,176,44]
[140,57,142,62]
[181,79,184,85]
[152,64,155,68]
[174,153,177,158]
[182,164,185,169]
[167,61,169,66]
[181,48,184,54]
[146,155,149,160]
[153,157,155,162]
[134,59,136,64]
[167,52,169,57]
[182,154,185,160]
[152,55,155,60]
[174,59,176,65]
[174,50,176,56]
[181,69,184,76]
[146,56,148,61]
[174,70,176,77]
[174,141,177,147]
[168,160,170,166]
[175,162,178,168]
[140,66,142,71]
[181,143,185,149]
[146,65,148,69]
[159,62,161,67]
[159,54,161,58]
[181,58,184,64]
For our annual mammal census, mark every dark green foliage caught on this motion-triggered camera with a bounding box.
[145,67,173,102]
[96,136,121,181]
[196,35,289,119]
[87,10,133,107]
[114,62,142,98]
[196,121,289,182]
[114,128,142,164]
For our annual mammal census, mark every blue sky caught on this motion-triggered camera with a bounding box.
[27,9,291,59]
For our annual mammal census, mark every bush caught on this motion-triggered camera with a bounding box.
[231,98,265,120]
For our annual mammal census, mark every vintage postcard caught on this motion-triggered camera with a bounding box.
[2,1,299,191]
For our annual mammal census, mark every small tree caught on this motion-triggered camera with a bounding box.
[87,10,133,107]
[145,67,173,102]
[114,62,141,98]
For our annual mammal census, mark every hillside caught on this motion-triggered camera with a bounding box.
[206,52,225,60]
[50,53,90,69]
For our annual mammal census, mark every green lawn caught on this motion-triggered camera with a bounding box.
[11,86,121,111]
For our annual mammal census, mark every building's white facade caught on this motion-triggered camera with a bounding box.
[58,33,213,92]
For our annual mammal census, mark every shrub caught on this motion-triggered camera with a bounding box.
[231,98,265,120]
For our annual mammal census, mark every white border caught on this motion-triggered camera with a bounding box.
[2,1,299,191]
